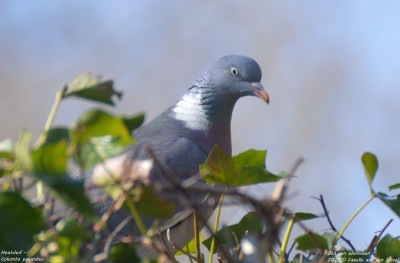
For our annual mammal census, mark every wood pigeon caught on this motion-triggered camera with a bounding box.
[89,55,270,259]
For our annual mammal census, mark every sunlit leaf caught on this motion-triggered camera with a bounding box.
[0,192,46,250]
[14,129,34,172]
[0,138,13,159]
[63,72,122,105]
[176,232,203,255]
[32,128,69,176]
[203,212,263,252]
[361,152,378,190]
[200,146,279,186]
[376,234,400,261]
[70,109,134,171]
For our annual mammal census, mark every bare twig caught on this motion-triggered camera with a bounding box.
[318,195,355,250]
[367,218,393,253]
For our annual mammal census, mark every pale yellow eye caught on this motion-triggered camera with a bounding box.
[230,66,239,76]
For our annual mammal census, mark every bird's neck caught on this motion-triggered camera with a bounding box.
[170,86,236,154]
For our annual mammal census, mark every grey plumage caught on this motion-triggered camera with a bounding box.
[89,55,269,259]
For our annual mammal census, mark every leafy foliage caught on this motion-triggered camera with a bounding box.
[1,72,400,263]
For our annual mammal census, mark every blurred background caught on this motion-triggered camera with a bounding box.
[1,0,399,253]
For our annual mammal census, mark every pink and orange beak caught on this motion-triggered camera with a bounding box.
[251,82,270,104]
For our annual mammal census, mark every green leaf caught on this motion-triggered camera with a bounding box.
[376,234,400,261]
[0,192,46,250]
[376,192,400,218]
[132,185,176,219]
[361,152,378,189]
[36,174,97,219]
[70,109,135,171]
[122,113,145,132]
[63,72,122,105]
[293,212,320,221]
[0,138,13,159]
[109,243,141,263]
[56,217,92,240]
[200,146,280,186]
[290,254,314,263]
[14,129,34,172]
[32,128,69,176]
[176,232,203,255]
[203,212,263,252]
[389,183,400,191]
[295,232,329,251]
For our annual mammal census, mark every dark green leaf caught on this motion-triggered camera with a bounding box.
[56,217,92,240]
[203,212,263,252]
[293,212,320,221]
[0,192,46,250]
[376,234,400,261]
[200,146,280,186]
[109,243,140,263]
[0,138,13,159]
[63,72,122,105]
[295,232,329,251]
[70,109,134,170]
[36,174,97,219]
[376,192,400,218]
[389,183,400,191]
[122,113,145,132]
[361,152,378,189]
[133,185,176,219]
[335,251,371,262]
[290,254,314,263]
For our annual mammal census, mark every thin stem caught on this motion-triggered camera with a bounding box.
[194,210,202,263]
[125,195,148,236]
[335,194,375,244]
[35,88,66,203]
[279,217,295,263]
[208,193,224,263]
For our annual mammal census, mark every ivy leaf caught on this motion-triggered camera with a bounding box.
[108,243,141,263]
[70,109,135,171]
[376,192,400,218]
[389,183,400,191]
[0,192,46,250]
[176,232,203,255]
[295,232,330,251]
[293,212,320,221]
[361,152,378,191]
[14,129,34,172]
[63,72,122,105]
[376,234,400,261]
[132,185,176,219]
[203,212,263,252]
[200,146,280,186]
[32,128,69,176]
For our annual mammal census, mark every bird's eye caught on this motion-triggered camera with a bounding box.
[230,67,239,76]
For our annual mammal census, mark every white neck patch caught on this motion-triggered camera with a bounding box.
[172,93,211,131]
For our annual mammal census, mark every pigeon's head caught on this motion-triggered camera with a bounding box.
[197,55,269,104]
